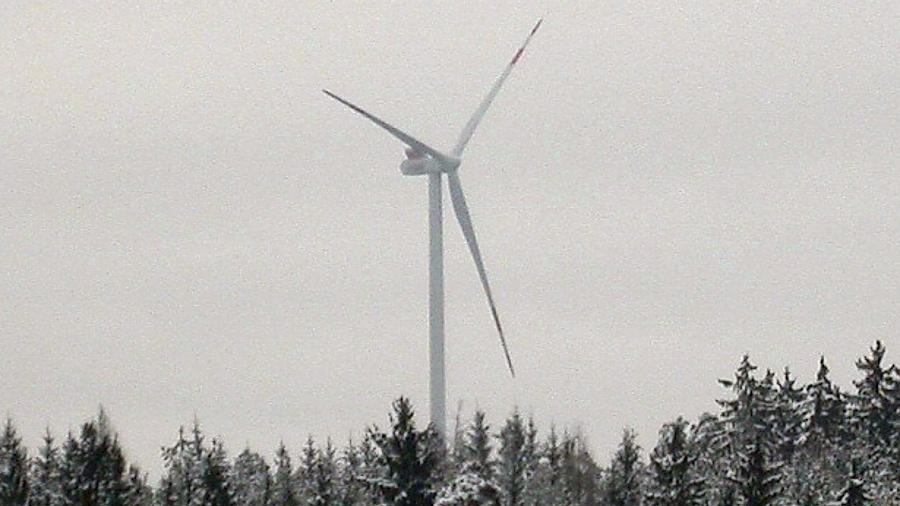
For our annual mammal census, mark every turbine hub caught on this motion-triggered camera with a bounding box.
[441,157,461,172]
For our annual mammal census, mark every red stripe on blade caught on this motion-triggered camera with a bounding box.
[511,47,524,65]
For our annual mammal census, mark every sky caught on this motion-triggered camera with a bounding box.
[2,1,899,477]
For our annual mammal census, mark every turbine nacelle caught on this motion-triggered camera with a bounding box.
[400,148,461,176]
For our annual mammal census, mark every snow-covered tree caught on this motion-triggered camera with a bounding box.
[158,421,233,506]
[802,356,846,448]
[231,448,271,506]
[436,411,500,506]
[309,439,338,506]
[729,436,780,506]
[645,417,703,506]
[0,418,28,506]
[355,433,383,505]
[716,356,776,454]
[831,458,871,506]
[122,465,152,506]
[602,428,644,506]
[559,432,600,506]
[368,397,443,506]
[496,412,530,506]
[850,341,899,447]
[525,427,565,506]
[772,367,805,462]
[271,442,298,506]
[204,438,234,506]
[28,429,62,506]
[55,410,130,506]
[295,436,318,504]
[337,439,365,506]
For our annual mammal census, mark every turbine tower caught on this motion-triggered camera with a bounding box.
[324,19,542,438]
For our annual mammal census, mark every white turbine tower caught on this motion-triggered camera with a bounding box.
[324,19,542,438]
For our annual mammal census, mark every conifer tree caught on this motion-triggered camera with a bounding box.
[338,439,364,506]
[831,458,871,506]
[295,436,318,504]
[56,410,129,506]
[464,412,495,483]
[559,432,600,506]
[355,433,382,505]
[602,428,643,506]
[309,439,337,506]
[772,367,804,462]
[496,412,528,506]
[271,442,298,506]
[122,465,152,506]
[729,436,780,506]
[689,413,738,506]
[232,448,272,506]
[28,430,61,506]
[645,418,703,506]
[58,431,79,505]
[159,421,233,506]
[449,409,467,475]
[850,341,899,447]
[0,418,29,506]
[203,438,234,506]
[717,355,762,452]
[436,411,500,506]
[526,427,566,506]
[368,397,443,506]
[520,418,539,506]
[802,357,846,447]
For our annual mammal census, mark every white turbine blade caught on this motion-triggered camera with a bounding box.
[323,89,451,163]
[446,172,515,377]
[452,19,542,157]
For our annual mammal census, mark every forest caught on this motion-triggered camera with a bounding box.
[1,340,898,506]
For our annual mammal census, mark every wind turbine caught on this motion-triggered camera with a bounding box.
[324,19,542,438]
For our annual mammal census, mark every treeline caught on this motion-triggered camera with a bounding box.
[1,341,899,505]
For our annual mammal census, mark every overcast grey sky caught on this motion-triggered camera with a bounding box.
[2,1,899,476]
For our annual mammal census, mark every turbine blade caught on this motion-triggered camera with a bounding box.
[446,172,515,377]
[323,89,451,163]
[452,19,543,157]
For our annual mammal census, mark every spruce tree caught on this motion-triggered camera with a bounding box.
[55,410,129,506]
[338,439,364,506]
[356,433,382,505]
[295,436,318,504]
[831,458,871,506]
[436,411,500,506]
[309,439,337,506]
[496,412,528,506]
[687,412,727,505]
[232,448,272,506]
[520,418,539,506]
[159,421,233,506]
[729,436,780,506]
[368,397,443,506]
[645,417,703,506]
[527,427,566,506]
[202,438,233,506]
[271,442,298,506]
[717,355,761,452]
[602,428,643,506]
[0,418,29,506]
[772,367,804,462]
[28,430,62,506]
[850,341,899,446]
[559,432,600,506]
[122,465,152,506]
[802,357,846,447]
